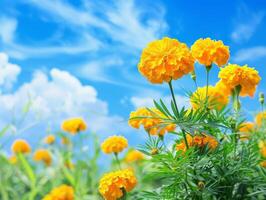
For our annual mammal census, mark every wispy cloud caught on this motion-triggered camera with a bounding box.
[233,46,266,62]
[231,5,264,43]
[0,17,17,43]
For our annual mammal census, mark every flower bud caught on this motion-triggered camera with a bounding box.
[259,92,264,105]
[151,148,159,155]
[190,71,196,81]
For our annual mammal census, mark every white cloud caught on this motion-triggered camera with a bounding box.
[233,46,266,62]
[231,6,264,43]
[0,17,17,43]
[0,67,130,140]
[0,52,21,91]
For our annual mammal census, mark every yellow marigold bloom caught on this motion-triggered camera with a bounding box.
[44,135,55,145]
[61,117,87,134]
[259,141,266,158]
[191,38,230,67]
[33,149,52,166]
[218,64,261,97]
[9,155,17,164]
[11,139,31,154]
[260,161,266,168]
[42,184,74,200]
[99,169,137,200]
[125,150,144,163]
[239,122,254,140]
[138,37,195,84]
[215,80,231,96]
[255,112,266,126]
[129,107,176,136]
[101,135,128,154]
[190,85,229,110]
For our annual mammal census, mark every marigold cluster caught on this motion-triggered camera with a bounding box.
[99,169,137,200]
[61,117,87,134]
[218,64,261,97]
[11,139,31,154]
[42,184,74,200]
[129,107,175,136]
[191,38,230,67]
[190,85,229,110]
[255,112,266,126]
[176,134,218,152]
[44,135,55,145]
[33,149,52,166]
[101,135,128,154]
[125,150,144,163]
[138,37,195,84]
[239,122,254,140]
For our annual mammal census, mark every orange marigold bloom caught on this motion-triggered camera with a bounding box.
[44,135,55,145]
[99,169,137,200]
[190,85,229,110]
[42,184,74,200]
[33,149,52,166]
[191,38,229,67]
[11,139,31,154]
[255,112,266,126]
[61,117,87,134]
[101,136,128,154]
[259,141,266,158]
[138,37,195,84]
[260,161,266,168]
[9,155,17,164]
[129,107,176,136]
[125,150,144,163]
[239,122,254,140]
[218,64,261,97]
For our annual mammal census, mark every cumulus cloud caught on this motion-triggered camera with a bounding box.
[233,46,266,62]
[0,52,21,91]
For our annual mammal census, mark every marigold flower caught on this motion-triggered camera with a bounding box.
[101,135,128,154]
[9,155,17,164]
[33,149,52,166]
[239,122,254,140]
[44,135,55,145]
[125,150,144,163]
[11,139,31,154]
[191,38,230,67]
[129,107,176,136]
[255,112,266,126]
[42,184,74,200]
[218,64,261,97]
[259,141,266,158]
[138,37,195,84]
[61,117,87,134]
[99,169,137,200]
[260,161,266,168]
[190,85,229,110]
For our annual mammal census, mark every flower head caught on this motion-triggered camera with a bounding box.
[99,169,137,200]
[259,140,266,158]
[255,112,266,126]
[11,139,31,154]
[260,161,266,168]
[33,149,52,166]
[239,122,254,140]
[44,135,55,145]
[218,64,261,97]
[42,184,74,200]
[9,155,17,164]
[191,38,230,67]
[138,37,195,84]
[190,85,229,110]
[101,136,128,154]
[125,150,144,163]
[61,117,87,134]
[129,107,175,136]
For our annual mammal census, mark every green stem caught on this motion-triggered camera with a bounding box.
[205,65,212,99]
[168,80,178,112]
[114,153,121,170]
[182,129,189,150]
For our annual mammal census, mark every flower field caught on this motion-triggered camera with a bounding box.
[1,37,266,200]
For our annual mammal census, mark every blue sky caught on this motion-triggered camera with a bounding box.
[0,0,265,151]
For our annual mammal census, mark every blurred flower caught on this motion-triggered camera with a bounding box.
[258,140,266,158]
[61,136,71,145]
[33,149,52,166]
[65,160,75,169]
[151,148,159,155]
[239,122,254,141]
[9,155,17,164]
[255,112,266,127]
[260,161,266,168]
[129,107,175,136]
[218,64,261,97]
[44,135,55,145]
[190,85,229,110]
[138,37,194,84]
[125,150,144,163]
[11,139,31,154]
[99,169,137,200]
[101,135,128,154]
[191,38,229,67]
[42,184,74,200]
[61,117,87,135]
